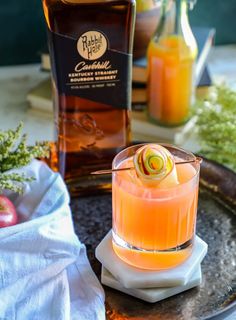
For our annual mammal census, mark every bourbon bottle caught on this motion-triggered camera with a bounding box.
[42,0,136,195]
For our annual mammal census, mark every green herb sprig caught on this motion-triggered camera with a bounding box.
[0,123,50,194]
[192,85,236,171]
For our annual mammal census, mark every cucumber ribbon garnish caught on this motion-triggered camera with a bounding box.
[133,144,178,186]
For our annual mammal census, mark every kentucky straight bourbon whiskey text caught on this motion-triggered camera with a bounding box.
[42,0,136,194]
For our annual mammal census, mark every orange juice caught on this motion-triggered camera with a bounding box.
[112,144,200,270]
[147,35,196,126]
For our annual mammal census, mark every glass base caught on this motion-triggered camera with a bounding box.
[112,231,194,270]
[147,112,190,128]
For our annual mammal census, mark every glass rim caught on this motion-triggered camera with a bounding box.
[112,143,200,192]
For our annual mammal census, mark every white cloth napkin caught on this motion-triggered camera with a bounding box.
[0,160,105,320]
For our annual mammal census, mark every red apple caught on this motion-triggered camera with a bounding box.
[0,195,18,228]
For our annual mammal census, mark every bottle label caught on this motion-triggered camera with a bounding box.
[48,29,132,109]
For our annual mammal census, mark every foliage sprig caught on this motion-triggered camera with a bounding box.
[192,85,236,171]
[0,123,50,193]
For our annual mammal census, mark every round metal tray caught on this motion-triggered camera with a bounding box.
[71,158,236,320]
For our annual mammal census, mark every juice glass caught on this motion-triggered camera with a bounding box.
[147,35,196,126]
[112,144,200,270]
[147,0,198,127]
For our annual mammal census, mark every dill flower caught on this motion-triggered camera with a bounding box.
[193,85,236,171]
[0,123,50,194]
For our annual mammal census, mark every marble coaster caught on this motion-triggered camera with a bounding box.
[102,265,202,303]
[95,231,207,289]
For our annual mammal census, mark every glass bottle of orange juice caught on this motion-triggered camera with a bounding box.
[147,0,197,127]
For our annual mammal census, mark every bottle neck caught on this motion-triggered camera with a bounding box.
[153,0,192,41]
[152,0,197,58]
[174,0,188,35]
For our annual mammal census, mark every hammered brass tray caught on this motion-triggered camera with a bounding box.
[71,158,236,320]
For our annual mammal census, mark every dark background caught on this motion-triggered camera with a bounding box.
[0,0,235,66]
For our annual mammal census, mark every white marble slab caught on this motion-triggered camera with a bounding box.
[102,265,202,303]
[95,231,208,289]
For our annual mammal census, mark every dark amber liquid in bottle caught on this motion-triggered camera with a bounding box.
[42,0,135,195]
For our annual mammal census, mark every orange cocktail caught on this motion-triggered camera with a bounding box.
[112,144,200,270]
